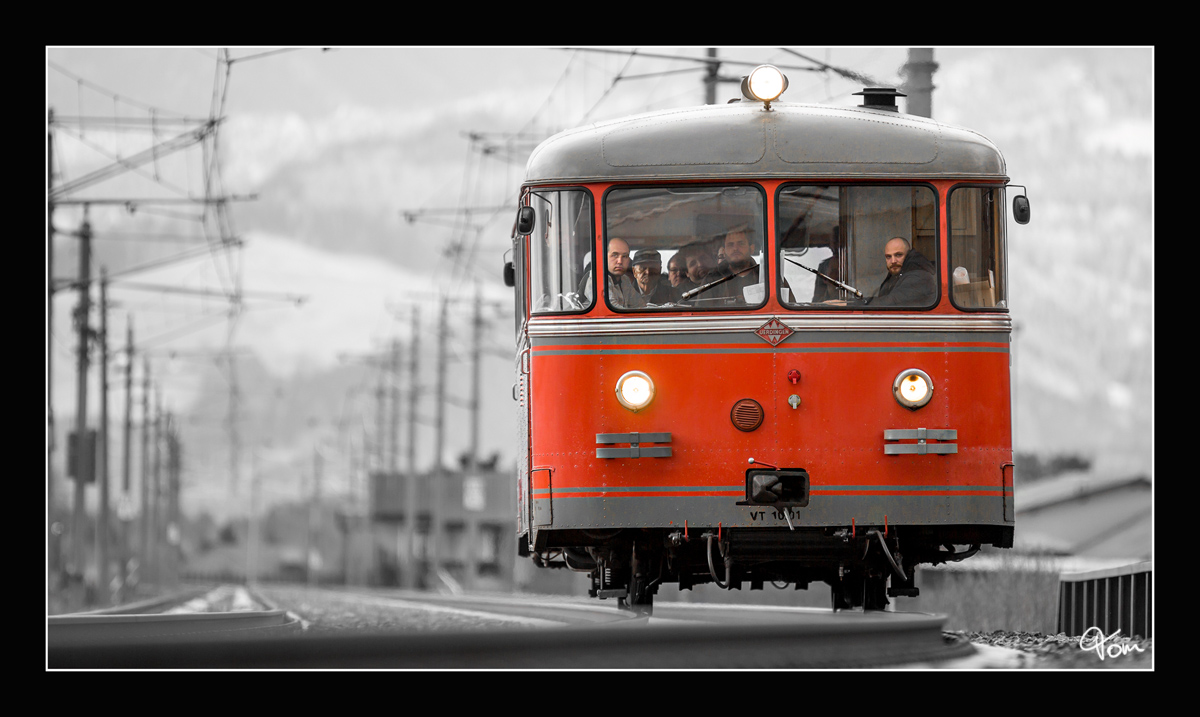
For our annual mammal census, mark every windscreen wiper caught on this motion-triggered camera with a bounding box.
[785,257,864,299]
[681,263,758,300]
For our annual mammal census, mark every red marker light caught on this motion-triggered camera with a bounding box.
[787,369,800,384]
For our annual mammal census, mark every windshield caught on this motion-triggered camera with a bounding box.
[777,184,938,310]
[603,185,767,311]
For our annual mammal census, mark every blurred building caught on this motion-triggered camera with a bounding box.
[370,469,516,591]
[1013,470,1152,561]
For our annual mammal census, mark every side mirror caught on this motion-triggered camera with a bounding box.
[515,206,535,236]
[503,261,515,287]
[1012,194,1030,225]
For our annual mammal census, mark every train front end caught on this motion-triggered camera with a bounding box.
[509,68,1023,612]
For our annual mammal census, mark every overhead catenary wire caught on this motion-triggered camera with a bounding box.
[575,48,641,126]
[48,59,193,118]
[51,124,198,201]
[109,280,307,305]
[777,47,884,87]
[48,120,217,201]
[199,49,239,297]
[407,48,619,288]
[432,46,892,288]
[515,49,579,138]
[560,46,829,75]
[47,51,264,506]
[49,115,215,129]
[133,311,231,349]
[53,238,243,293]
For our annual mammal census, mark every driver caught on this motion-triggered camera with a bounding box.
[823,237,936,307]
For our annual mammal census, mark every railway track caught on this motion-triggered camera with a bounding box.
[49,585,979,669]
[48,585,301,667]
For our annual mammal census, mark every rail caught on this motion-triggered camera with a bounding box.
[48,585,301,666]
[50,586,974,668]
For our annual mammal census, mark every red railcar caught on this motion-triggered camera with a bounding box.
[505,67,1028,612]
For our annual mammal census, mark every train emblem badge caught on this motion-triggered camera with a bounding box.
[755,318,794,346]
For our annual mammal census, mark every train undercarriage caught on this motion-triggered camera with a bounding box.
[525,525,1013,615]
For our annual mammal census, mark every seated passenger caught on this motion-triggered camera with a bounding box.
[682,241,716,288]
[714,240,729,274]
[716,228,760,303]
[666,251,696,300]
[630,249,674,305]
[604,237,640,309]
[576,237,639,308]
[686,229,761,303]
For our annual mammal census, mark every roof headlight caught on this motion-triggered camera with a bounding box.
[616,370,655,412]
[893,369,933,410]
[742,65,789,107]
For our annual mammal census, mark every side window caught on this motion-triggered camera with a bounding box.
[511,236,526,338]
[529,190,594,314]
[948,186,1007,310]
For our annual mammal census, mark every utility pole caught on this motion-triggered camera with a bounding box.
[308,444,322,587]
[165,413,181,587]
[465,282,484,589]
[247,448,260,586]
[404,306,420,589]
[435,296,448,474]
[139,355,150,586]
[374,360,386,472]
[407,308,420,477]
[902,49,938,118]
[469,283,482,470]
[226,351,241,492]
[344,425,358,587]
[704,47,718,105]
[389,338,401,474]
[431,295,449,584]
[119,317,133,600]
[360,417,373,586]
[702,48,744,105]
[97,268,110,602]
[387,335,402,589]
[48,108,58,578]
[70,206,92,589]
[150,386,162,585]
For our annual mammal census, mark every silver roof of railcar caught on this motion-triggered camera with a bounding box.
[524,100,1008,185]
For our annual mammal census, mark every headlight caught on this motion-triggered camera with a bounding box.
[742,65,789,105]
[893,369,933,410]
[615,370,655,412]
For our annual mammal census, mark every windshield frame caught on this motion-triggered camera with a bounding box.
[600,182,770,314]
[774,181,942,312]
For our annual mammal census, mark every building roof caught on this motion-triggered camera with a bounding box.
[1013,471,1152,561]
[1015,471,1151,514]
